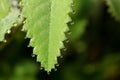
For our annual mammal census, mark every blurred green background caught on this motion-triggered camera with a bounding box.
[1,0,120,80]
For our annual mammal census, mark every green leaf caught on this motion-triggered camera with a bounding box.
[22,0,72,72]
[0,9,20,41]
[10,61,38,80]
[106,0,120,21]
[70,0,93,41]
[70,20,87,40]
[0,0,10,21]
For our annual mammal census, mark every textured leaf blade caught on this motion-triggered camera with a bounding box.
[106,0,120,20]
[22,0,72,72]
[0,9,19,41]
[0,0,10,21]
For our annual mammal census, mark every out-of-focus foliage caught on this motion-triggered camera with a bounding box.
[10,61,38,80]
[106,0,120,20]
[70,0,93,41]
[0,0,120,80]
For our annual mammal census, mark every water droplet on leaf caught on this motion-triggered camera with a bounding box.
[3,39,7,43]
[56,64,59,67]
[31,54,35,57]
[7,30,11,34]
[70,22,74,25]
[13,23,17,27]
[60,56,63,58]
[54,68,57,71]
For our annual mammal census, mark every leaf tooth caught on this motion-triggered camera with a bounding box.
[106,0,120,21]
[62,33,67,41]
[36,54,57,72]
[26,30,33,38]
[31,38,56,71]
[66,16,72,23]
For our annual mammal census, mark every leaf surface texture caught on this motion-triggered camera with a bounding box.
[0,0,10,21]
[22,0,72,72]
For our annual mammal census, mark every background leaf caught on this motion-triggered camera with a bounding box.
[0,9,20,41]
[106,0,120,21]
[70,0,94,41]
